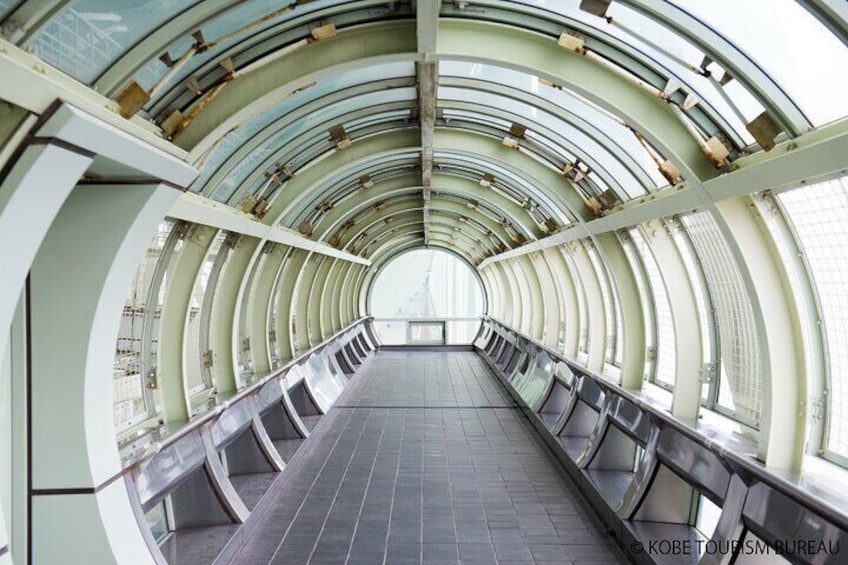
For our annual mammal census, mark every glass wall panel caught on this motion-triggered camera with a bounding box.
[209,88,415,203]
[621,232,655,381]
[584,241,619,372]
[0,1,14,20]
[184,231,227,399]
[670,220,715,403]
[113,220,173,428]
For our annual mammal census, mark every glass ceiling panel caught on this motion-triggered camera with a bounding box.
[672,0,848,126]
[440,85,648,199]
[505,1,759,145]
[242,109,414,201]
[440,61,667,188]
[133,0,350,94]
[191,62,414,190]
[27,0,204,84]
[0,1,14,20]
[435,151,574,223]
[277,152,420,223]
[441,107,581,167]
[209,88,415,202]
[603,2,758,142]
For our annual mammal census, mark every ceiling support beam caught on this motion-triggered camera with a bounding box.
[169,191,371,265]
[0,37,187,161]
[479,117,848,267]
[415,0,441,247]
[418,61,438,247]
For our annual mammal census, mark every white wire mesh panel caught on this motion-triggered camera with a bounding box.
[777,177,848,458]
[184,231,226,397]
[113,220,172,427]
[238,248,271,380]
[670,220,715,402]
[585,242,620,369]
[630,229,677,387]
[622,232,656,380]
[561,247,589,361]
[683,212,762,426]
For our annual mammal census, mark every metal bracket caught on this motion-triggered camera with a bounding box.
[699,362,716,384]
[145,367,158,389]
[201,350,213,369]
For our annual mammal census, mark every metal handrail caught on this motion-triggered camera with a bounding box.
[120,316,374,470]
[481,316,848,532]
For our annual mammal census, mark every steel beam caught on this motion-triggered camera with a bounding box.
[169,191,370,265]
[479,119,848,267]
[418,60,438,246]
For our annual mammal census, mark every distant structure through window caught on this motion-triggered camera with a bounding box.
[370,249,484,345]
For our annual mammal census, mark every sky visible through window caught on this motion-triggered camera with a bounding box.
[370,249,484,344]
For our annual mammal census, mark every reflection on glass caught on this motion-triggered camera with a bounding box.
[29,0,202,84]
[208,88,414,203]
[145,500,169,543]
[0,1,13,20]
[185,231,227,399]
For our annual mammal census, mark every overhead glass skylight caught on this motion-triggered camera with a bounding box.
[672,0,848,126]
[505,0,762,145]
[207,88,415,203]
[190,62,414,191]
[113,220,174,428]
[441,61,666,189]
[28,0,204,84]
[371,249,485,344]
[184,230,228,399]
[132,0,350,93]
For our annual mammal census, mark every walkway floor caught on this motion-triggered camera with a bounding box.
[232,351,628,565]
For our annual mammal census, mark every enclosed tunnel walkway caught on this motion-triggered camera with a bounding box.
[229,350,626,565]
[3,1,848,563]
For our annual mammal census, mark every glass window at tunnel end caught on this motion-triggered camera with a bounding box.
[369,249,484,346]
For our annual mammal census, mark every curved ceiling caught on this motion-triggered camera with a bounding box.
[6,0,847,267]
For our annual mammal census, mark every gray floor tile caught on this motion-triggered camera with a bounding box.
[228,351,628,565]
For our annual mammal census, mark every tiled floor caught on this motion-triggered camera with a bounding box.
[231,351,627,564]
